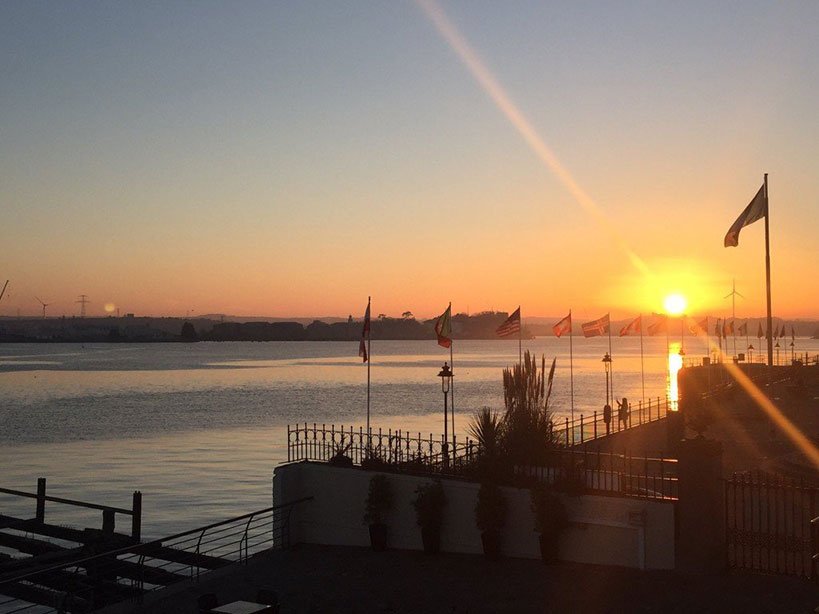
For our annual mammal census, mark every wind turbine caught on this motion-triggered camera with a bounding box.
[35,296,51,319]
[724,280,744,359]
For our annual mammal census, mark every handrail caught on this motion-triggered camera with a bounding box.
[0,497,313,587]
[0,486,133,515]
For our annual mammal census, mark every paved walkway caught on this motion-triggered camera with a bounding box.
[119,544,817,614]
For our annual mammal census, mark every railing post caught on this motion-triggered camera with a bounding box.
[36,477,46,522]
[565,417,570,446]
[580,415,584,443]
[102,509,115,535]
[132,491,142,542]
[593,410,598,439]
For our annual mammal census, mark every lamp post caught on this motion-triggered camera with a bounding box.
[437,362,454,466]
[774,341,780,366]
[748,344,754,364]
[602,353,612,406]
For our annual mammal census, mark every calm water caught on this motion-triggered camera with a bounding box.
[1,337,814,538]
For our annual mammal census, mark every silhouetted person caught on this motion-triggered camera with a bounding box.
[617,397,629,429]
[603,403,612,435]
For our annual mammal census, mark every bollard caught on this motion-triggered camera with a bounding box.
[36,477,46,522]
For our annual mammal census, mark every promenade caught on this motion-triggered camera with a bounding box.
[127,544,817,614]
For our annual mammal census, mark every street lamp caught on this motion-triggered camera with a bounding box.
[437,362,454,465]
[774,341,780,366]
[748,344,754,364]
[601,353,612,405]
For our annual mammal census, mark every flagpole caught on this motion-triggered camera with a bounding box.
[448,302,455,448]
[763,173,773,370]
[639,314,645,404]
[607,313,613,403]
[569,310,574,423]
[518,307,522,366]
[366,296,371,440]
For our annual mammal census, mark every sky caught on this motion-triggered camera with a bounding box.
[1,1,818,321]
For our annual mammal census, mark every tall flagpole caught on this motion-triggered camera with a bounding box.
[448,302,455,447]
[763,173,773,369]
[518,307,523,366]
[639,314,645,404]
[607,313,613,402]
[569,310,574,423]
[366,296,371,438]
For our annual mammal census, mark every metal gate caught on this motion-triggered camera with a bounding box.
[724,471,817,578]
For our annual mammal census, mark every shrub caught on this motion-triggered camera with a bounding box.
[530,483,568,535]
[412,481,447,530]
[475,482,507,533]
[363,474,393,525]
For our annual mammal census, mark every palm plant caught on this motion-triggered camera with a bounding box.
[501,351,560,466]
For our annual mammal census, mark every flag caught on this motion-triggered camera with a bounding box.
[689,317,708,336]
[496,307,521,337]
[791,326,795,341]
[358,301,370,362]
[649,315,668,337]
[724,183,767,247]
[723,320,734,337]
[780,324,786,339]
[714,318,721,338]
[738,322,748,336]
[582,313,610,338]
[434,304,452,348]
[757,322,764,339]
[619,315,641,337]
[553,312,571,338]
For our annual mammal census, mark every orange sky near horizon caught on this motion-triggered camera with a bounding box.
[1,2,817,321]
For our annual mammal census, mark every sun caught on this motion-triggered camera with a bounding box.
[663,293,687,316]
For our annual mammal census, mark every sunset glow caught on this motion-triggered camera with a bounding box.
[0,3,816,319]
[663,294,688,316]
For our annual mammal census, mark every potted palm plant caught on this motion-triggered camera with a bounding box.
[475,482,507,560]
[412,481,447,554]
[363,474,393,551]
[530,483,568,563]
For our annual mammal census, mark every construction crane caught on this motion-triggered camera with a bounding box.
[35,296,51,319]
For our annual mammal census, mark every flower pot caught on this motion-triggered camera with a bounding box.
[368,523,388,552]
[538,533,560,564]
[481,530,502,560]
[421,525,440,554]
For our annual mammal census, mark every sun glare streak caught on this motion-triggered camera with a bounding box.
[416,0,651,277]
[721,360,819,471]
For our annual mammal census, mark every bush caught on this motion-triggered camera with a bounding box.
[363,474,393,525]
[530,483,568,535]
[412,481,447,530]
[475,482,507,533]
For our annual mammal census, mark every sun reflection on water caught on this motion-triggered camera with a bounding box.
[667,342,683,411]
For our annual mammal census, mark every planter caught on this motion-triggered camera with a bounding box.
[368,523,388,552]
[538,533,560,564]
[480,529,502,560]
[420,526,441,554]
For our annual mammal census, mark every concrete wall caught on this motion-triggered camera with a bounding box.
[273,462,675,570]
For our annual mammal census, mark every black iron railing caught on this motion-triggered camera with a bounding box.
[516,448,678,502]
[556,396,671,447]
[724,471,817,579]
[0,497,312,614]
[287,424,678,501]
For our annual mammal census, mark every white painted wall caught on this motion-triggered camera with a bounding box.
[273,461,675,570]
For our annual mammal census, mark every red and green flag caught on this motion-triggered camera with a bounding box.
[434,304,452,348]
